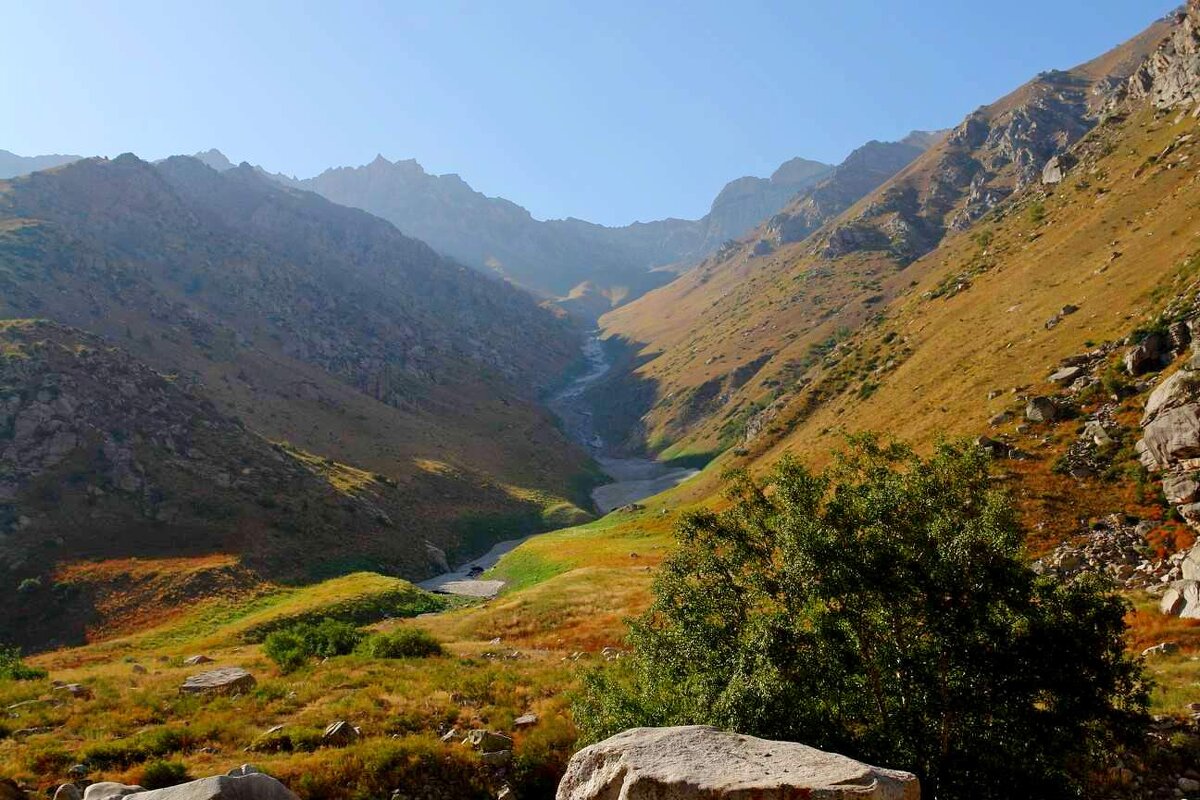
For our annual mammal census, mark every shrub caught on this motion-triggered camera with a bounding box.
[573,435,1149,800]
[361,628,444,659]
[262,618,365,673]
[0,645,47,681]
[140,760,190,789]
[17,577,41,594]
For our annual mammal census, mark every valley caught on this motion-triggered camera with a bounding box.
[4,3,1200,800]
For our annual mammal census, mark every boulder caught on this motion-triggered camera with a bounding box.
[179,667,256,696]
[1042,154,1075,184]
[1139,405,1200,469]
[0,779,25,800]
[123,774,297,800]
[988,411,1013,427]
[556,726,919,800]
[53,786,82,800]
[1049,366,1085,385]
[83,784,144,800]
[1160,579,1200,618]
[514,713,539,729]
[184,655,214,666]
[1025,396,1058,423]
[1126,333,1167,376]
[1163,473,1200,505]
[1142,369,1200,425]
[1183,544,1200,581]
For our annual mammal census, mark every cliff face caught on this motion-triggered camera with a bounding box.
[1121,1,1200,112]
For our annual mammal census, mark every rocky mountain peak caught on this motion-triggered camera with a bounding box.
[192,148,235,172]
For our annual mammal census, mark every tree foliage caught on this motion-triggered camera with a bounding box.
[573,436,1149,799]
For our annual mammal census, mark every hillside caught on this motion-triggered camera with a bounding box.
[215,152,835,317]
[0,155,598,645]
[0,320,451,648]
[598,12,1174,460]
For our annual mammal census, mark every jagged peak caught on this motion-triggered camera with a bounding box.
[192,148,235,172]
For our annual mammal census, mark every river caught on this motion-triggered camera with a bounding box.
[418,333,699,597]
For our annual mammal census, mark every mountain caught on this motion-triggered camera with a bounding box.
[228,151,835,318]
[0,153,597,644]
[0,149,81,179]
[597,9,1174,462]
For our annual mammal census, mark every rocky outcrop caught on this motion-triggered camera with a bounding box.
[1121,2,1200,113]
[556,726,919,800]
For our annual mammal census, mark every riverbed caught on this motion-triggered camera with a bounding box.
[422,333,698,597]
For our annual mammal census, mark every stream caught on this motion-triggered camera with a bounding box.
[418,333,699,597]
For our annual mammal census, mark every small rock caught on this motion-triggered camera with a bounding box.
[465,730,514,752]
[131,664,148,675]
[184,655,214,666]
[1025,396,1058,423]
[52,786,82,800]
[54,683,93,701]
[226,765,261,777]
[514,713,538,729]
[322,720,360,747]
[480,750,512,767]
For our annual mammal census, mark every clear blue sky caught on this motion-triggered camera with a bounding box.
[1,1,1177,226]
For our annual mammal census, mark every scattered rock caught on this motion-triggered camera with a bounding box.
[179,667,256,696]
[514,713,538,729]
[1025,396,1058,423]
[1049,366,1085,385]
[988,411,1013,427]
[321,721,360,747]
[555,726,920,800]
[184,655,215,666]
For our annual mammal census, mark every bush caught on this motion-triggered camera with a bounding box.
[573,436,1149,800]
[0,645,47,681]
[17,577,41,595]
[262,618,365,673]
[83,726,188,768]
[140,760,190,789]
[361,628,444,659]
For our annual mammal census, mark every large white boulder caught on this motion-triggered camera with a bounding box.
[556,726,920,800]
[86,775,297,800]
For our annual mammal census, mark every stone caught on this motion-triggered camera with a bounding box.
[440,728,461,743]
[179,667,256,696]
[53,786,82,800]
[988,411,1013,427]
[1181,777,1200,793]
[1025,396,1058,423]
[0,781,24,800]
[321,721,360,747]
[184,655,214,666]
[1049,366,1085,385]
[1164,473,1200,505]
[55,683,93,700]
[1083,421,1113,447]
[1042,154,1075,185]
[555,726,919,800]
[1125,333,1167,376]
[465,730,513,753]
[514,713,538,729]
[1183,544,1200,581]
[1142,369,1200,425]
[121,774,298,800]
[83,784,144,800]
[1171,321,1193,354]
[226,766,261,778]
[480,750,512,767]
[1160,579,1200,618]
[1141,642,1180,657]
[1139,404,1200,469]
[132,664,148,675]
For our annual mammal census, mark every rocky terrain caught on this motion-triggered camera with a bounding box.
[0,154,600,645]
[0,321,455,648]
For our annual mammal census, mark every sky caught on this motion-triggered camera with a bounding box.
[1,1,1178,226]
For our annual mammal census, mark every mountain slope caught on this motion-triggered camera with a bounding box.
[0,149,81,179]
[597,13,1172,459]
[0,320,446,647]
[259,153,833,315]
[0,154,598,642]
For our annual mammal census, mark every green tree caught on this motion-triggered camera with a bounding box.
[573,436,1148,800]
